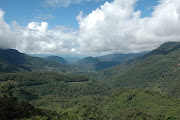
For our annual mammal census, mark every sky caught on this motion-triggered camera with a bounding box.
[0,0,180,55]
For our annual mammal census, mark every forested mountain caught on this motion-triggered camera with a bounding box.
[0,49,73,73]
[43,56,68,64]
[74,52,146,72]
[97,42,180,98]
[0,72,110,109]
[1,42,180,119]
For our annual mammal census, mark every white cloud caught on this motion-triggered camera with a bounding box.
[0,9,78,54]
[1,0,180,54]
[77,0,180,53]
[0,9,21,49]
[19,24,79,54]
[43,0,102,7]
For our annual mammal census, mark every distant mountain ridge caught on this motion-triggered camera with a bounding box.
[74,52,146,71]
[96,52,147,62]
[43,56,68,64]
[75,56,99,65]
[75,56,120,71]
[1,43,180,119]
[0,49,73,73]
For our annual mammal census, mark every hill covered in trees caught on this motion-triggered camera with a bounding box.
[0,72,110,111]
[96,42,180,98]
[1,42,180,119]
[0,49,73,73]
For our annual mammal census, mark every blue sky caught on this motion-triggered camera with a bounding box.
[0,0,158,29]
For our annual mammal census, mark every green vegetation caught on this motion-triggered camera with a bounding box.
[96,42,180,98]
[1,85,180,120]
[1,42,180,119]
[0,49,73,73]
[100,88,180,119]
[0,72,110,111]
[0,86,58,120]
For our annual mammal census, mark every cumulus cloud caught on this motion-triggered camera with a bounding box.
[1,0,180,54]
[43,0,101,7]
[19,23,79,54]
[0,9,21,49]
[0,9,78,54]
[77,0,180,53]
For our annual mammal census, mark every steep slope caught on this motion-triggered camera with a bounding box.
[0,49,73,73]
[108,42,180,98]
[0,58,18,73]
[43,56,68,64]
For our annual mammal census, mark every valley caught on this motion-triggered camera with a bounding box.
[1,42,180,120]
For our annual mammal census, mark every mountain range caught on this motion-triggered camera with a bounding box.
[0,49,73,73]
[1,42,180,119]
[74,52,146,71]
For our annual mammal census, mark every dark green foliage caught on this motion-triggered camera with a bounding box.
[97,42,180,98]
[0,58,19,73]
[100,88,180,120]
[1,86,180,120]
[0,72,110,110]
[1,42,180,119]
[0,49,26,64]
[0,87,45,120]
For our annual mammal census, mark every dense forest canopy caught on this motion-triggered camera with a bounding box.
[1,42,180,120]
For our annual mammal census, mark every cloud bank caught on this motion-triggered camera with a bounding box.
[1,0,180,54]
[77,0,180,53]
[0,9,78,54]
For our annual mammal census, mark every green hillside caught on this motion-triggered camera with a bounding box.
[0,49,73,73]
[101,42,180,98]
[74,53,145,72]
[1,42,180,119]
